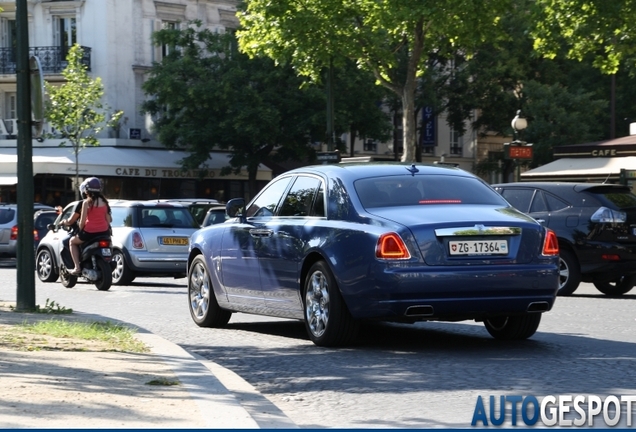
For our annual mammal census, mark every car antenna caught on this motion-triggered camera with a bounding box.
[406,164,419,176]
[602,172,611,184]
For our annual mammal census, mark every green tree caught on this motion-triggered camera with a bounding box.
[332,61,393,157]
[141,24,325,197]
[45,44,123,199]
[237,0,510,162]
[532,0,636,74]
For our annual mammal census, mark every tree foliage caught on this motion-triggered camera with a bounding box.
[532,0,636,74]
[45,44,122,199]
[141,24,327,197]
[237,0,510,162]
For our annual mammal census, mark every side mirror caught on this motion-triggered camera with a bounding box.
[47,223,55,231]
[226,198,246,223]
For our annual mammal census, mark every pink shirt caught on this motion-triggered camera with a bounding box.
[84,204,110,233]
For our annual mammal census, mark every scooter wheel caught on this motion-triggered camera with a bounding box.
[60,270,77,288]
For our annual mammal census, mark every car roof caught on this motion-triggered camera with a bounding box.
[34,209,59,215]
[285,162,472,180]
[110,200,188,208]
[159,198,223,204]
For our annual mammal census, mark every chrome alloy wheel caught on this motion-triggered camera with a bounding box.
[36,250,54,280]
[305,270,330,338]
[189,260,210,320]
[558,257,569,289]
[112,252,125,283]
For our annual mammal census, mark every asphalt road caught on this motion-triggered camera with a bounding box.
[1,258,635,428]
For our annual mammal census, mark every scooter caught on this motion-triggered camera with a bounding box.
[49,223,114,291]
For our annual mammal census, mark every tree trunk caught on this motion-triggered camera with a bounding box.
[399,20,424,163]
[74,145,80,201]
[349,128,356,157]
[400,83,417,162]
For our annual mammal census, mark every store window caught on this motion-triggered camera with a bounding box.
[450,129,463,156]
[363,139,377,153]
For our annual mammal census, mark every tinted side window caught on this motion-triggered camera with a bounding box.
[311,183,326,217]
[529,191,548,213]
[279,176,321,217]
[500,189,534,213]
[111,207,133,227]
[246,176,293,218]
[544,193,570,212]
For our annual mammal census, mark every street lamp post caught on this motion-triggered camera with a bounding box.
[504,110,532,183]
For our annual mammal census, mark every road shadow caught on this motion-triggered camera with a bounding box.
[183,318,636,402]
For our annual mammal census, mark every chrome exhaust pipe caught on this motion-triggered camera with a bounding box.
[405,305,434,316]
[527,302,549,312]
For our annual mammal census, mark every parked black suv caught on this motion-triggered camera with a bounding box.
[493,182,636,296]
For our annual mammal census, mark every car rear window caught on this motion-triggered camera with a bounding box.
[588,187,636,209]
[139,207,197,228]
[355,175,507,208]
[0,208,15,224]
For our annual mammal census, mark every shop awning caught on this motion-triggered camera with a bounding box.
[0,146,272,181]
[0,175,17,185]
[520,156,636,182]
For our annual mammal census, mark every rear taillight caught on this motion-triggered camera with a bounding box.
[542,229,559,256]
[10,225,18,240]
[376,233,411,259]
[132,232,144,249]
[591,206,626,223]
[602,254,621,261]
[33,230,39,242]
[98,239,111,248]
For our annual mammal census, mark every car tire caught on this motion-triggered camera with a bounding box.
[593,275,636,296]
[188,255,232,327]
[484,313,542,340]
[36,248,58,283]
[558,249,581,296]
[94,259,112,291]
[303,261,359,347]
[60,270,77,289]
[111,250,135,285]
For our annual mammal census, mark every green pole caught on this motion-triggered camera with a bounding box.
[326,57,334,151]
[16,0,36,311]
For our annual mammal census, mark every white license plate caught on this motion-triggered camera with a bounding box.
[449,240,508,256]
[102,248,112,256]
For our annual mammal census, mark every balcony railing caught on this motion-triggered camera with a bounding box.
[0,46,91,74]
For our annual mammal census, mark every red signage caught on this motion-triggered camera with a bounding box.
[508,146,533,159]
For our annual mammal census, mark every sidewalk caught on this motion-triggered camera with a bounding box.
[0,302,297,429]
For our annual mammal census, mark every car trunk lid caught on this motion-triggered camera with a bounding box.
[368,205,544,265]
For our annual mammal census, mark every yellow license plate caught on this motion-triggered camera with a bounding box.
[160,237,189,246]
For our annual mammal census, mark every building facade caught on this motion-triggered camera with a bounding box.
[0,0,271,206]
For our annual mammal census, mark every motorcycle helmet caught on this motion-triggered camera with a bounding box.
[79,179,89,198]
[84,177,102,194]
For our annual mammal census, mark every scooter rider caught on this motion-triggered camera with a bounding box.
[68,178,112,275]
[58,191,86,233]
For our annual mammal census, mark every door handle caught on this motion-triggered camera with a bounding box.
[249,229,273,238]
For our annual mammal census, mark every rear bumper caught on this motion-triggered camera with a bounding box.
[123,249,187,273]
[577,241,636,276]
[341,263,559,321]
